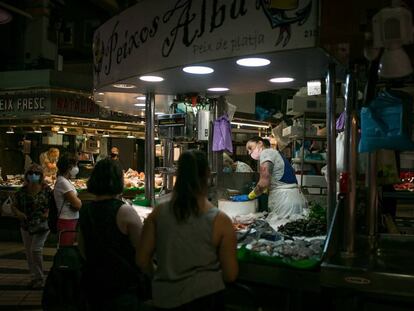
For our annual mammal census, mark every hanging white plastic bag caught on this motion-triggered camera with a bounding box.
[1,196,13,216]
[336,132,345,173]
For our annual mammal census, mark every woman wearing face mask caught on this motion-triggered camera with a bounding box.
[245,136,307,222]
[54,154,82,246]
[12,164,53,289]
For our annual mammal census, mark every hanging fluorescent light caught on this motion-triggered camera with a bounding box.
[34,127,42,133]
[6,127,14,134]
[127,132,135,139]
[102,131,110,137]
[135,96,146,100]
[231,122,270,129]
[208,87,229,92]
[269,77,294,83]
[139,75,164,82]
[183,66,214,74]
[134,103,145,107]
[57,127,65,134]
[113,83,136,89]
[236,58,271,67]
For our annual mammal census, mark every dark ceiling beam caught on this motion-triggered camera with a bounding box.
[89,0,119,14]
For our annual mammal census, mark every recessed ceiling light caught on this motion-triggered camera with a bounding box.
[139,75,164,82]
[135,96,146,100]
[236,58,271,67]
[269,77,294,83]
[134,103,145,107]
[183,66,214,74]
[113,83,136,89]
[208,87,229,92]
[97,92,105,95]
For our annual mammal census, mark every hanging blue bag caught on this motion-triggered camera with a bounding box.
[359,90,414,153]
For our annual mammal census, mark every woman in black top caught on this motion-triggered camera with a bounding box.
[79,159,143,310]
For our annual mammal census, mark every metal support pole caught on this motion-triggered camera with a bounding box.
[162,139,174,192]
[367,152,378,248]
[208,97,226,187]
[326,63,337,228]
[347,112,358,254]
[144,92,155,204]
[363,58,380,250]
[343,73,357,256]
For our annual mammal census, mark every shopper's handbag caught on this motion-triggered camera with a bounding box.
[42,230,86,311]
[47,191,64,234]
[359,90,414,152]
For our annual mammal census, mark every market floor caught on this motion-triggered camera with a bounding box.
[0,241,55,310]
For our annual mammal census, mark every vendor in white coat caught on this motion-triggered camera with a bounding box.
[245,137,307,219]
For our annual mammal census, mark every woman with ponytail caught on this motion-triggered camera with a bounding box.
[138,150,238,310]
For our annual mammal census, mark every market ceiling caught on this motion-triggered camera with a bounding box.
[97,47,337,95]
[93,0,344,115]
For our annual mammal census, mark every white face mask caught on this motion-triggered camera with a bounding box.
[69,166,79,178]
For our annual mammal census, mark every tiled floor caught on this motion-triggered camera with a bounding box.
[0,242,55,310]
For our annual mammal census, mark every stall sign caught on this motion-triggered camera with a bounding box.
[0,91,50,118]
[93,0,318,88]
[99,109,141,123]
[51,92,100,118]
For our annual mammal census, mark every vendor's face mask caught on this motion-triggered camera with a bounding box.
[69,166,79,178]
[27,173,41,184]
[250,147,261,160]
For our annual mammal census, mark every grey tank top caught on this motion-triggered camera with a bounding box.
[153,202,225,308]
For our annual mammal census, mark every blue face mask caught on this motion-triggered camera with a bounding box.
[27,174,41,184]
[223,167,232,173]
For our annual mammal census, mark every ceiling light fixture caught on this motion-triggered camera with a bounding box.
[113,83,136,89]
[231,122,270,129]
[269,77,295,83]
[95,100,103,103]
[104,105,110,109]
[134,103,146,107]
[183,66,214,74]
[102,131,110,137]
[207,87,229,92]
[6,127,14,134]
[236,57,271,67]
[97,92,105,95]
[57,127,65,134]
[127,132,135,139]
[34,127,42,133]
[135,96,146,100]
[139,75,164,82]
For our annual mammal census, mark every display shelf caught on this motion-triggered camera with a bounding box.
[292,158,326,164]
[288,135,327,141]
[289,112,327,194]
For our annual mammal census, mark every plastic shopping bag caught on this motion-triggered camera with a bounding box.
[1,196,13,216]
[336,132,345,173]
